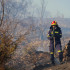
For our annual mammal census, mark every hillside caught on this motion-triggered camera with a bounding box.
[4,18,70,70]
[43,62,70,70]
[18,18,70,41]
[5,51,50,70]
[5,50,70,70]
[34,61,70,70]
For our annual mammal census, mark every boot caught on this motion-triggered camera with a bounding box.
[59,52,63,64]
[50,54,55,65]
[51,60,55,65]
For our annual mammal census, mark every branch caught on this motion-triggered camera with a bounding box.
[0,0,4,26]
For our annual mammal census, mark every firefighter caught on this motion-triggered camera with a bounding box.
[47,21,63,65]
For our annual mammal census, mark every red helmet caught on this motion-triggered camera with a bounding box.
[51,21,57,26]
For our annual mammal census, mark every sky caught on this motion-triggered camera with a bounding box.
[32,0,70,18]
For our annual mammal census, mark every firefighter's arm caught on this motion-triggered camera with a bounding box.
[47,30,53,40]
[59,29,62,38]
[57,29,62,38]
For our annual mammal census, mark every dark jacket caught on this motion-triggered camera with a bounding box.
[47,25,62,41]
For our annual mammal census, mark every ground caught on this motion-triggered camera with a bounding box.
[43,62,70,70]
[5,51,70,70]
[33,60,70,70]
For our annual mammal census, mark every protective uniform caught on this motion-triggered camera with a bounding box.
[47,21,63,64]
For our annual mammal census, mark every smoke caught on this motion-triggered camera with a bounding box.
[11,0,22,3]
[37,46,49,52]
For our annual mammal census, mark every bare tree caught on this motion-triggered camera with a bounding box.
[4,0,32,19]
[0,0,4,26]
[40,0,47,24]
[0,0,32,69]
[35,0,48,40]
[36,0,48,25]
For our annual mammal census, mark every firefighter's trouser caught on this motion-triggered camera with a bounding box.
[49,40,63,63]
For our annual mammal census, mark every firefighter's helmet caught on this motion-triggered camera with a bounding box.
[51,21,57,26]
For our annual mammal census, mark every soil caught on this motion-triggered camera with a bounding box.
[33,60,70,70]
[5,51,70,70]
[43,62,70,70]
